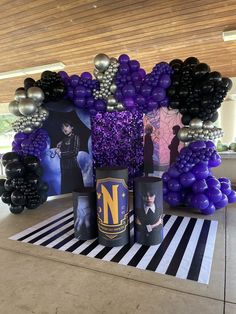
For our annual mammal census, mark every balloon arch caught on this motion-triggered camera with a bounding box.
[0,54,236,215]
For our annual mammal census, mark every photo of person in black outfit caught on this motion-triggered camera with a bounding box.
[55,120,83,194]
[135,188,163,245]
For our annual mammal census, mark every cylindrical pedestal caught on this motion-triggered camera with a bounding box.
[73,188,98,240]
[134,177,163,246]
[96,167,129,247]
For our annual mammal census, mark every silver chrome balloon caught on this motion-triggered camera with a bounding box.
[178,127,190,142]
[27,87,44,105]
[14,89,26,101]
[24,126,34,134]
[18,98,37,116]
[203,120,214,129]
[189,118,203,129]
[8,100,22,116]
[107,95,116,106]
[94,53,110,72]
[110,83,117,93]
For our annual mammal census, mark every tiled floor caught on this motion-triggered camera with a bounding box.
[0,196,235,314]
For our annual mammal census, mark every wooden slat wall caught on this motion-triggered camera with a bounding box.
[0,0,236,103]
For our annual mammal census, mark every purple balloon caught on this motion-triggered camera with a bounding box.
[206,177,221,189]
[158,74,171,88]
[180,171,196,187]
[141,84,152,98]
[218,177,231,184]
[201,202,216,215]
[74,97,85,108]
[166,191,182,206]
[220,182,231,196]
[208,155,221,167]
[192,193,209,210]
[123,97,135,110]
[192,162,209,179]
[67,87,74,99]
[14,132,27,143]
[162,172,170,182]
[70,74,80,87]
[138,68,146,79]
[167,178,181,192]
[205,140,215,149]
[119,64,130,75]
[118,54,130,64]
[185,192,194,206]
[215,194,228,209]
[58,71,69,79]
[227,190,236,203]
[122,85,136,97]
[163,183,168,195]
[135,95,146,106]
[129,60,140,72]
[168,166,181,178]
[160,97,169,107]
[152,87,166,101]
[192,179,207,194]
[147,99,158,110]
[86,97,94,109]
[205,187,222,203]
[81,72,92,80]
[74,86,86,98]
[189,141,206,151]
[95,100,106,112]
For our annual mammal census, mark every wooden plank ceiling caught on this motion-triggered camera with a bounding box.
[0,0,236,104]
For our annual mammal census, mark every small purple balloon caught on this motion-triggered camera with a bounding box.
[192,179,207,194]
[168,166,181,178]
[95,100,106,112]
[58,71,69,79]
[192,193,209,210]
[192,162,209,180]
[159,74,171,88]
[118,54,130,64]
[205,187,222,203]
[206,177,221,189]
[122,85,136,97]
[167,178,181,192]
[205,140,215,149]
[201,202,216,215]
[14,132,27,143]
[227,190,236,203]
[138,68,146,79]
[218,177,231,184]
[147,99,158,110]
[166,191,182,207]
[215,194,228,209]
[179,171,196,187]
[81,72,92,80]
[123,97,135,110]
[70,74,80,87]
[129,60,140,72]
[162,172,170,182]
[74,86,86,98]
[141,84,152,98]
[152,87,166,101]
[189,141,206,151]
[74,97,85,108]
[220,182,231,196]
[135,95,146,106]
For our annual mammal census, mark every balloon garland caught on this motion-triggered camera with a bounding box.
[1,53,234,215]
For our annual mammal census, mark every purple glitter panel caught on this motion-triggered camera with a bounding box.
[91,110,144,189]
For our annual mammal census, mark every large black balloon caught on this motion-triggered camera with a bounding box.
[11,190,26,206]
[208,71,222,82]
[169,59,183,66]
[38,181,49,193]
[23,155,40,172]
[2,152,20,167]
[194,63,211,78]
[183,57,199,67]
[0,179,6,196]
[4,179,14,192]
[9,205,24,215]
[222,77,233,91]
[1,192,12,204]
[26,173,40,186]
[26,200,41,210]
[210,111,219,122]
[24,77,35,91]
[5,161,25,179]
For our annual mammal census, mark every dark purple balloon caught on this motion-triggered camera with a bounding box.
[74,97,85,108]
[192,193,209,210]
[220,182,231,196]
[180,171,196,187]
[162,172,170,182]
[189,141,206,151]
[215,194,228,209]
[81,72,92,80]
[141,84,152,98]
[152,87,166,101]
[205,187,222,203]
[138,68,146,79]
[227,190,236,203]
[122,85,136,97]
[166,191,182,206]
[119,64,130,75]
[205,140,215,149]
[95,100,106,112]
[167,178,181,192]
[70,74,80,87]
[192,162,209,179]
[206,177,221,189]
[218,177,231,184]
[135,95,146,106]
[129,60,140,72]
[118,54,130,64]
[159,74,171,88]
[168,166,181,178]
[123,97,135,110]
[147,99,158,110]
[74,86,86,98]
[201,202,215,215]
[58,71,69,79]
[14,132,27,143]
[192,179,207,194]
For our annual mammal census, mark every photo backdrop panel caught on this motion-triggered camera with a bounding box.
[159,108,183,167]
[41,104,93,196]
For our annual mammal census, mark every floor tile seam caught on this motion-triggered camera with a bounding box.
[0,244,224,304]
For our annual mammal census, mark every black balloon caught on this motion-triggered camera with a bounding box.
[26,173,40,186]
[210,111,219,122]
[23,155,40,172]
[181,114,192,125]
[1,192,12,204]
[169,59,183,66]
[5,161,25,179]
[2,152,20,167]
[222,77,233,91]
[4,179,14,192]
[208,71,222,81]
[38,181,49,192]
[0,179,6,196]
[183,57,199,67]
[40,192,48,204]
[194,63,211,77]
[9,205,24,214]
[11,190,26,206]
[24,77,35,90]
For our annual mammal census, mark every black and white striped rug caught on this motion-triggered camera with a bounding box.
[9,208,218,284]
